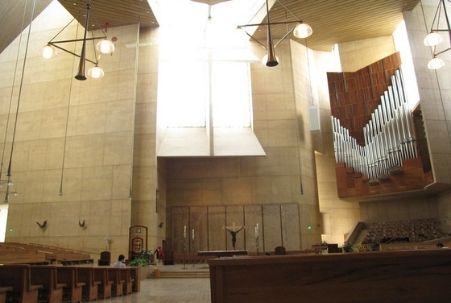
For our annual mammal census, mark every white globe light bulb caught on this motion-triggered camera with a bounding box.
[42,45,54,59]
[423,32,443,47]
[293,23,313,39]
[427,57,445,70]
[88,66,105,79]
[96,39,115,54]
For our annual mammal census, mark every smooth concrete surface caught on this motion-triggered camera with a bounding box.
[101,278,211,303]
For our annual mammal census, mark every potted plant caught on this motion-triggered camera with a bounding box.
[129,250,154,280]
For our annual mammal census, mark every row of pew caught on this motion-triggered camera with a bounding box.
[0,264,140,303]
[0,243,92,265]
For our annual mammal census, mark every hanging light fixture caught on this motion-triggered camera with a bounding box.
[423,0,451,70]
[237,0,313,67]
[41,1,116,79]
[96,23,116,55]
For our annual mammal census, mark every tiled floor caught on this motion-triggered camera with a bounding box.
[97,278,211,303]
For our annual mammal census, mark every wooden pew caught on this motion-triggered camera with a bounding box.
[93,267,113,299]
[119,267,138,294]
[30,266,66,303]
[0,286,13,303]
[130,267,140,292]
[0,251,48,265]
[4,243,92,265]
[108,268,125,296]
[57,267,85,303]
[72,267,100,301]
[0,264,43,303]
[208,249,451,303]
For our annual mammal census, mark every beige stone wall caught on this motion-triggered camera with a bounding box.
[339,36,396,72]
[404,1,451,186]
[437,190,451,234]
[163,41,320,252]
[295,43,361,246]
[131,26,160,252]
[1,2,138,259]
[290,41,323,247]
[360,196,438,223]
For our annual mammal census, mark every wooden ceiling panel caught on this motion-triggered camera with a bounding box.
[1,0,422,55]
[253,0,421,50]
[57,0,158,30]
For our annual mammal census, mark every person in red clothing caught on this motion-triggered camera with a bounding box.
[154,246,164,263]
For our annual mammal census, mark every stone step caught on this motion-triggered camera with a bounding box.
[155,270,210,279]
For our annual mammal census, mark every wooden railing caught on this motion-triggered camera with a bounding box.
[208,249,451,303]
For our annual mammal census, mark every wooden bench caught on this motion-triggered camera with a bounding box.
[0,286,13,303]
[130,267,140,292]
[108,268,125,296]
[72,267,100,301]
[0,264,43,303]
[209,249,451,303]
[30,265,66,303]
[57,267,85,303]
[93,267,113,299]
[0,251,48,265]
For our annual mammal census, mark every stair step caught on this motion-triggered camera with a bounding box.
[155,271,209,279]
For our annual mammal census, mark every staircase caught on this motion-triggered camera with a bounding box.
[151,265,210,279]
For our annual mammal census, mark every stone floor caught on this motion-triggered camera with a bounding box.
[96,278,211,303]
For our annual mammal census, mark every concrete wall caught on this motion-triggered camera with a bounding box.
[163,41,321,252]
[339,36,396,72]
[131,26,160,251]
[404,0,451,186]
[360,196,438,223]
[1,1,138,258]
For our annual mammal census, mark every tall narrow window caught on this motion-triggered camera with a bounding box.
[212,61,252,128]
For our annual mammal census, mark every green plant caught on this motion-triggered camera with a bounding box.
[342,242,353,253]
[129,250,153,266]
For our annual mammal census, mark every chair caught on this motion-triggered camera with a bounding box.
[274,246,286,255]
[98,251,111,266]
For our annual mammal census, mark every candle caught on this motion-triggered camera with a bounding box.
[183,225,186,238]
[255,223,259,238]
[192,228,195,240]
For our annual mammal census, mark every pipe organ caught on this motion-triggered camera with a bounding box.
[331,70,418,184]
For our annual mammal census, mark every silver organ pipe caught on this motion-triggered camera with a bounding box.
[331,69,417,183]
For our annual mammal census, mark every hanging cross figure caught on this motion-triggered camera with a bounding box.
[225,222,244,250]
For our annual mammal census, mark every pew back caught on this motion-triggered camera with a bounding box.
[209,249,451,303]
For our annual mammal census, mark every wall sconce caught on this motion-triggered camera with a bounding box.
[41,2,116,80]
[237,0,312,67]
[423,0,451,69]
[36,220,47,230]
[79,219,87,229]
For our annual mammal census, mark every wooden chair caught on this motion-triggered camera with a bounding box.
[30,265,66,303]
[93,267,113,299]
[0,264,43,303]
[57,267,85,303]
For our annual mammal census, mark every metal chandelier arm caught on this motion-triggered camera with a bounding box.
[49,43,99,66]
